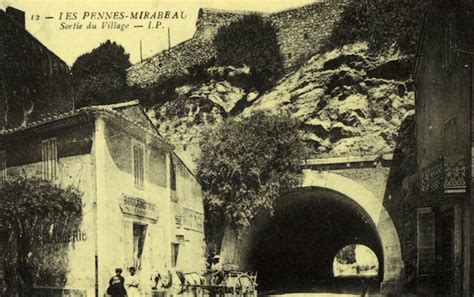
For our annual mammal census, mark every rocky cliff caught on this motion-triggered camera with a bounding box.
[151,43,414,168]
[247,43,414,157]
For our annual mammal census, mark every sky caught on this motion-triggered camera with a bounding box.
[2,0,318,65]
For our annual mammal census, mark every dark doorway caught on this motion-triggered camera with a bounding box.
[133,223,147,270]
[0,233,7,292]
[436,208,455,295]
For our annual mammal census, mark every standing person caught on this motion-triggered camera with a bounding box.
[161,269,173,289]
[107,268,127,297]
[150,269,162,291]
[126,266,140,297]
[211,255,224,285]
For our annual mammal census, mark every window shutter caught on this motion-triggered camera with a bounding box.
[42,138,57,181]
[133,144,144,189]
[170,157,176,191]
[417,207,435,279]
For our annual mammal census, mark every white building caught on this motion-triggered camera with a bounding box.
[0,100,206,296]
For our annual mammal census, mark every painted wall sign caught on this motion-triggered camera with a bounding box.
[183,208,203,232]
[42,229,88,244]
[120,194,158,221]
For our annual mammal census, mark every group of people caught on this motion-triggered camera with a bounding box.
[107,267,140,297]
[106,255,224,297]
[107,266,171,297]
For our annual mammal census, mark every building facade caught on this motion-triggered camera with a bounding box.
[414,1,474,296]
[0,7,73,130]
[0,101,206,296]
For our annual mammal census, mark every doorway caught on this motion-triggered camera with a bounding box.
[436,209,455,295]
[133,223,147,270]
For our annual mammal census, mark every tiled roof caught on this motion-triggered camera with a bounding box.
[0,100,169,147]
[0,109,83,135]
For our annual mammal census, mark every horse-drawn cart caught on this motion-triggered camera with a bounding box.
[179,270,257,297]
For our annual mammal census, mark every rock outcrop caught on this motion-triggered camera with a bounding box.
[152,43,415,167]
[247,43,414,157]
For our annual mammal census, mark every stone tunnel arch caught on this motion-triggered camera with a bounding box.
[238,171,404,292]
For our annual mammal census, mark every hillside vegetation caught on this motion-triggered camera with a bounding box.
[143,1,426,167]
[327,0,428,55]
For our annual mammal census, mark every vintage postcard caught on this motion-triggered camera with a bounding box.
[0,0,471,296]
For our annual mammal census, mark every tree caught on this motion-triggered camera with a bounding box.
[71,40,132,108]
[213,14,284,91]
[327,1,428,55]
[336,245,357,265]
[197,111,307,259]
[0,176,82,295]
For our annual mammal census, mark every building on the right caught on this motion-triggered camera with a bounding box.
[414,0,474,296]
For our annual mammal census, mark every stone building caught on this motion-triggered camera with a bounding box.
[0,100,206,296]
[0,7,73,130]
[413,0,474,296]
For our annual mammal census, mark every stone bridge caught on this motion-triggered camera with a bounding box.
[222,154,405,293]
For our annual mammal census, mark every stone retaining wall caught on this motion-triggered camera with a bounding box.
[127,1,349,87]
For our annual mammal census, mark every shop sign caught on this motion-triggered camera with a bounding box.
[120,195,158,221]
[42,229,87,245]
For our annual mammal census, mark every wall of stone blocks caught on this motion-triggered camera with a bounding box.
[269,1,347,70]
[127,1,348,88]
[0,9,74,129]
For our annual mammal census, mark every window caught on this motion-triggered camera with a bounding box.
[0,151,6,183]
[42,138,57,181]
[170,157,176,191]
[133,143,145,189]
[303,32,309,40]
[133,223,147,269]
[175,215,182,229]
[169,157,179,202]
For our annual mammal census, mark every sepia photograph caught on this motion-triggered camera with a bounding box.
[0,0,471,296]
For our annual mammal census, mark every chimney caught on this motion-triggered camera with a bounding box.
[6,7,25,28]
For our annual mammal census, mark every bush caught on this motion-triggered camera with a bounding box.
[336,245,357,265]
[327,0,430,54]
[0,176,82,294]
[213,14,284,91]
[71,40,132,108]
[197,111,307,230]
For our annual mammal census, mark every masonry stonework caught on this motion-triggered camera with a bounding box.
[0,7,73,129]
[127,1,348,88]
[269,2,346,70]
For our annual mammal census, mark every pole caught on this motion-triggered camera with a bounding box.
[168,27,171,50]
[140,40,143,62]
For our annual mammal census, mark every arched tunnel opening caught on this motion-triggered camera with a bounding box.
[247,187,384,293]
[333,244,379,277]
